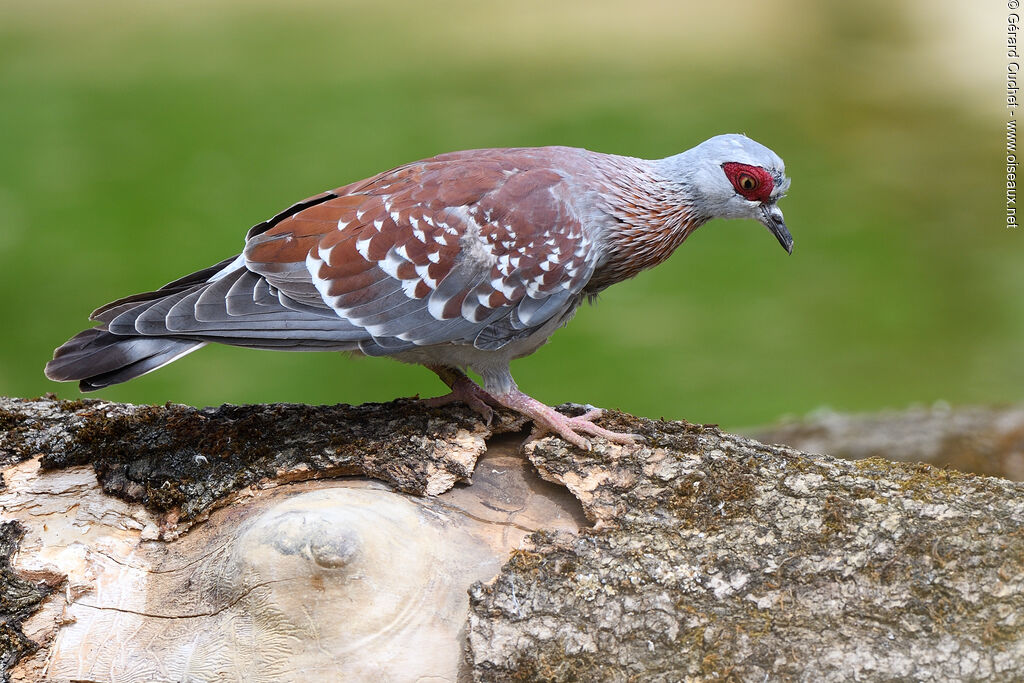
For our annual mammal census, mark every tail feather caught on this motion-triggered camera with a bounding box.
[46,254,369,391]
[45,327,205,391]
[89,254,243,322]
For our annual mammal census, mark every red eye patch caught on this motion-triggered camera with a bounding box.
[722,162,774,202]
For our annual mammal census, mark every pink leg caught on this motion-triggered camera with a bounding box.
[493,388,642,450]
[423,366,499,425]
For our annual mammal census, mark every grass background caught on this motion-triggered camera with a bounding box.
[0,0,1015,429]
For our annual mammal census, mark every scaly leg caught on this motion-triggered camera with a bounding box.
[493,388,642,451]
[423,365,499,425]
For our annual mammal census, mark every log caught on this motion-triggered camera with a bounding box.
[750,403,1024,481]
[1,397,1022,681]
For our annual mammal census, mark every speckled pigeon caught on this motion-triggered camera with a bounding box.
[46,134,792,448]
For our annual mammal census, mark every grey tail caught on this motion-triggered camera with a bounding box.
[44,327,205,391]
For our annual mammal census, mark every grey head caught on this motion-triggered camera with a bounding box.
[656,133,793,254]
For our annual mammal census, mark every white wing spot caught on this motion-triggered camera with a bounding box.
[415,263,438,289]
[427,293,449,320]
[355,236,373,261]
[380,246,405,279]
[305,249,345,319]
[319,242,336,264]
[409,216,426,242]
[492,277,518,298]
[401,278,422,299]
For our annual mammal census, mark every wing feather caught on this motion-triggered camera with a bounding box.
[239,148,602,351]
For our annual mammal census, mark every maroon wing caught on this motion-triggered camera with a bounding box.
[243,148,600,354]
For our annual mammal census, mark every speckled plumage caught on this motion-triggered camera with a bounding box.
[46,135,792,448]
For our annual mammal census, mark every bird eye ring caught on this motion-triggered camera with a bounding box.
[737,173,758,192]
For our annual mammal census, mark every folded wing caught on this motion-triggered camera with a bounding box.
[245,148,600,355]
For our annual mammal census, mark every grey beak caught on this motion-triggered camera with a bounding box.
[760,204,793,255]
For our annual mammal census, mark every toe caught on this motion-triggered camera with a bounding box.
[529,422,592,450]
[475,402,495,426]
[567,417,644,445]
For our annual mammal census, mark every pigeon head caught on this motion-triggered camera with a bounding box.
[659,133,793,253]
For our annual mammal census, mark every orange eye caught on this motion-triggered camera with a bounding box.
[737,173,758,192]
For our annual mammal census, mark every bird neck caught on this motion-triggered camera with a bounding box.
[588,157,705,290]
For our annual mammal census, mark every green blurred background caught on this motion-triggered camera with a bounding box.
[0,0,1016,429]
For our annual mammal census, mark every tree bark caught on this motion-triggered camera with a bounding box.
[1,397,1022,681]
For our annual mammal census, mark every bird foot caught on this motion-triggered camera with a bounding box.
[423,375,498,425]
[497,391,643,451]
